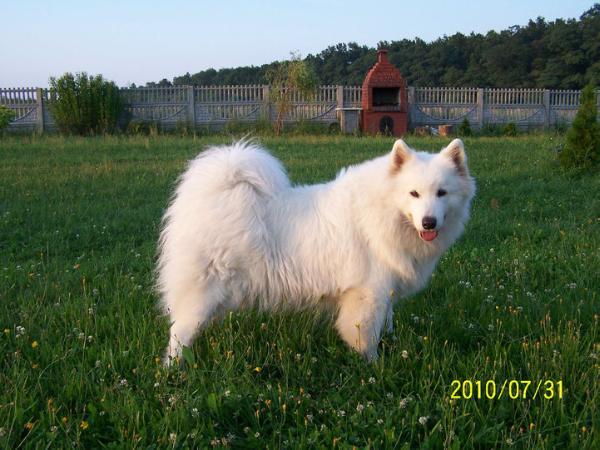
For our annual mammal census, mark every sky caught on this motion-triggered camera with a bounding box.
[0,0,595,87]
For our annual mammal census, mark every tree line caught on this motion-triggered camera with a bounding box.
[145,4,599,89]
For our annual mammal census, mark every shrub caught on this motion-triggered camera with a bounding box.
[458,117,472,136]
[503,122,518,136]
[266,52,319,135]
[0,105,14,132]
[49,72,123,135]
[559,84,600,170]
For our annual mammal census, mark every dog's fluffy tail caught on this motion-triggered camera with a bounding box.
[181,140,291,198]
[156,140,290,307]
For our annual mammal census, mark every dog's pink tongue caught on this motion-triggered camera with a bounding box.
[419,230,438,242]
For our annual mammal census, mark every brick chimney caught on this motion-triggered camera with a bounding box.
[377,49,389,64]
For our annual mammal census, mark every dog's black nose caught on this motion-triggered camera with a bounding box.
[422,216,437,230]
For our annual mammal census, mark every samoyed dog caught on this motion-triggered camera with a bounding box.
[158,138,475,364]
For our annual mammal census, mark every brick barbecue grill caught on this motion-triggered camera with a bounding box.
[361,49,408,136]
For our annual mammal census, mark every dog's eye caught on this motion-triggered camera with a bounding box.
[437,189,447,197]
[410,191,420,198]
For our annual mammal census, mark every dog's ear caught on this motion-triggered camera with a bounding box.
[441,138,468,176]
[390,139,412,174]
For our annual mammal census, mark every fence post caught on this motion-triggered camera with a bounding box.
[262,85,271,121]
[477,88,484,129]
[407,86,416,125]
[187,86,196,126]
[336,85,344,109]
[36,88,45,134]
[543,89,551,129]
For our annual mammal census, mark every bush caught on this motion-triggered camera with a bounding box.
[0,105,14,132]
[559,84,600,170]
[503,122,518,136]
[457,117,472,136]
[49,72,123,135]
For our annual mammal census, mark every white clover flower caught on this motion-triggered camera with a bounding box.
[356,403,364,412]
[191,407,199,417]
[399,398,409,409]
[169,433,177,444]
[418,416,429,426]
[368,377,376,384]
[119,378,128,387]
[15,326,26,337]
[401,350,409,359]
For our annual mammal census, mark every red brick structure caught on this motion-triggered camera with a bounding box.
[361,49,408,136]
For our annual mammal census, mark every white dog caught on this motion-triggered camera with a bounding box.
[158,139,475,364]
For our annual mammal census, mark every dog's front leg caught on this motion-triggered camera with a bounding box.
[335,287,388,361]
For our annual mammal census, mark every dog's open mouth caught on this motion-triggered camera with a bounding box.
[419,230,438,242]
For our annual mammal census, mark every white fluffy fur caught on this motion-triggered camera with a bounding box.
[158,139,475,364]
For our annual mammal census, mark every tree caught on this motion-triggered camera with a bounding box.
[158,3,600,89]
[560,84,600,170]
[49,72,123,135]
[266,53,318,135]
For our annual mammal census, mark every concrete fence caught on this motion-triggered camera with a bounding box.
[1,85,596,133]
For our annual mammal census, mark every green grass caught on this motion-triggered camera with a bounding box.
[0,134,598,449]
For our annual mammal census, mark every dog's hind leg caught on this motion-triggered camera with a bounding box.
[163,280,225,366]
[335,287,387,361]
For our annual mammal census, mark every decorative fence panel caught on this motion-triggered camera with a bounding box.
[410,87,479,126]
[1,85,597,132]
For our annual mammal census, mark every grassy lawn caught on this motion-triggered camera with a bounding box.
[0,134,598,449]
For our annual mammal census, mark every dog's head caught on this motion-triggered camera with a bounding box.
[389,138,475,243]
